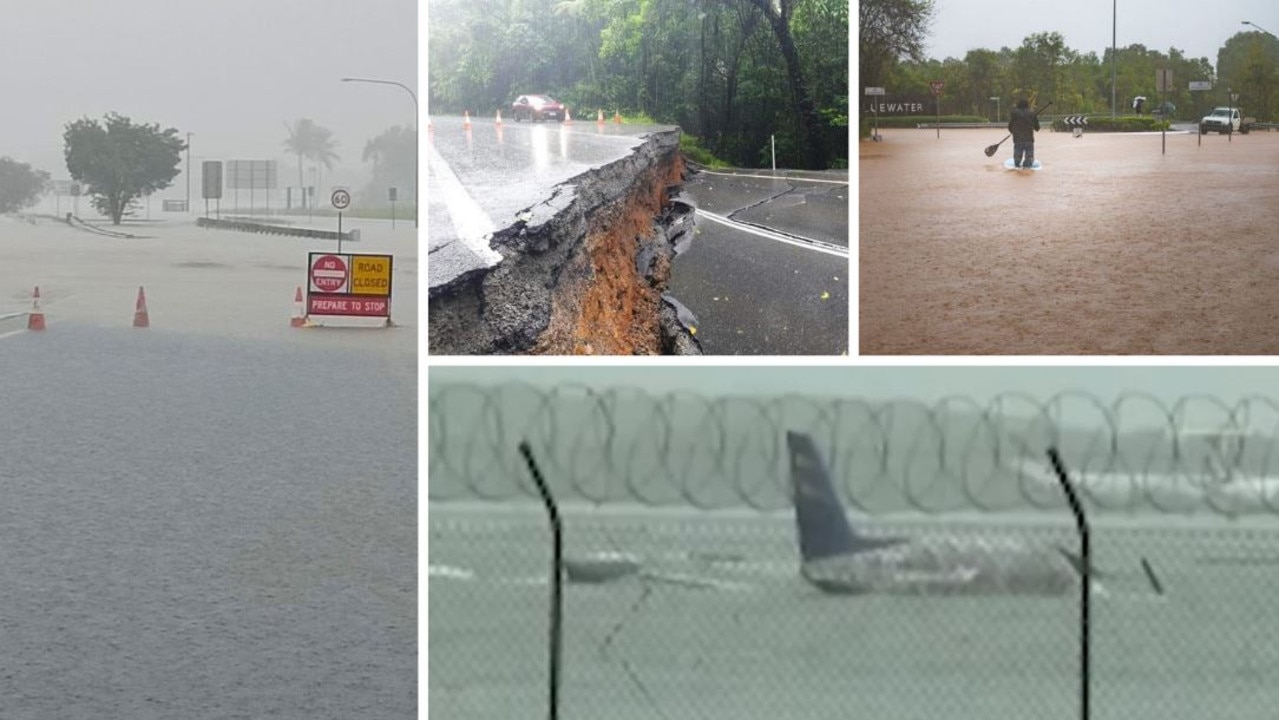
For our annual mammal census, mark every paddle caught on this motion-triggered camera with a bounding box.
[984,101,1053,156]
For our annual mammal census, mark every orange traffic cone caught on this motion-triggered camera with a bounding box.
[27,286,46,331]
[596,109,604,124]
[463,110,472,130]
[564,107,573,124]
[133,286,149,328]
[613,110,622,124]
[290,286,307,327]
[495,109,503,125]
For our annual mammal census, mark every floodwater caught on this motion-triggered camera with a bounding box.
[0,216,416,717]
[859,128,1279,354]
[430,503,1279,720]
[1,213,418,348]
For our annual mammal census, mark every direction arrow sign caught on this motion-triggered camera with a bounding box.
[1063,115,1089,126]
[929,80,945,95]
[331,188,351,210]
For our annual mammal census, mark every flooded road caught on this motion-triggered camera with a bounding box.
[0,219,415,717]
[860,129,1279,354]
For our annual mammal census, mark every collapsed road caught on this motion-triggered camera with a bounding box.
[426,115,849,355]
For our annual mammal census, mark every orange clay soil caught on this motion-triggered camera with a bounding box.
[535,153,685,355]
[860,128,1279,354]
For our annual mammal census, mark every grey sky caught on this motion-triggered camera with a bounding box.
[1,0,415,197]
[430,365,1279,407]
[924,0,1274,64]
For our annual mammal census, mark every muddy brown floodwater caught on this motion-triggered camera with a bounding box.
[860,128,1279,354]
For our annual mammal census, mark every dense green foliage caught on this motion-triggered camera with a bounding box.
[63,113,185,225]
[428,0,848,169]
[0,157,50,214]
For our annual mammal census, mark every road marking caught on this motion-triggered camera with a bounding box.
[694,169,849,185]
[427,144,502,266]
[695,209,849,258]
[0,312,25,340]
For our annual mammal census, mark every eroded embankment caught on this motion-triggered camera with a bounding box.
[427,129,700,355]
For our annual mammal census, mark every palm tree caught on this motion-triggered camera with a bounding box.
[283,118,340,209]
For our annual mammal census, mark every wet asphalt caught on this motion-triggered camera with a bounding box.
[426,115,678,290]
[670,168,849,355]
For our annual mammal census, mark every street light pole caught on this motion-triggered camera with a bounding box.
[1111,0,1117,119]
[185,132,192,215]
[1242,20,1277,39]
[341,77,419,229]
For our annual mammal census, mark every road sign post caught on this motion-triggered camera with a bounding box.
[865,86,885,141]
[1189,80,1212,148]
[930,80,945,139]
[389,187,398,230]
[1156,69,1173,155]
[331,188,351,252]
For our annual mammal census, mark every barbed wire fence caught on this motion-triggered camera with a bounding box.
[429,383,1279,719]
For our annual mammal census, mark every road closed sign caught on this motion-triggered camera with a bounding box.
[306,252,394,321]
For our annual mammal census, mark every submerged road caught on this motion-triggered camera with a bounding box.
[426,114,678,291]
[671,168,849,355]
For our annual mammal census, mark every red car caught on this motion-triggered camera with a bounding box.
[511,94,565,122]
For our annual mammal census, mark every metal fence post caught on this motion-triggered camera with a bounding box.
[519,442,563,720]
[1048,447,1090,720]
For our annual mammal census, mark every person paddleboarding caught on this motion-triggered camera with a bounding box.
[1008,98,1040,169]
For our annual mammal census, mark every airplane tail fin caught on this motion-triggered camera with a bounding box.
[786,431,905,563]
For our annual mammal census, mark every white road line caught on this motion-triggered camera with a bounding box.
[695,209,849,258]
[694,168,849,185]
[427,144,502,266]
[0,312,26,340]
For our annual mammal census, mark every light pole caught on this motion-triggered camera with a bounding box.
[341,77,418,229]
[990,96,1001,123]
[185,132,192,214]
[1242,20,1277,39]
[1111,0,1117,119]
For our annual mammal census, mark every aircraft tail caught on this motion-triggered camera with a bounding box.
[786,431,906,563]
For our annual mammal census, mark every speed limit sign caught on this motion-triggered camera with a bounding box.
[331,188,351,210]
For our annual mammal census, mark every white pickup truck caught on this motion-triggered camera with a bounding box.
[1200,107,1255,134]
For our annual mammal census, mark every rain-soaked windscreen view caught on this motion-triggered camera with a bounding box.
[430,365,1279,719]
[0,1,416,716]
[427,0,850,357]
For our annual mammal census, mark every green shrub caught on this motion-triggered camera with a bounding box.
[868,115,991,128]
[679,134,730,168]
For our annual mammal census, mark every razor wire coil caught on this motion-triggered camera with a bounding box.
[429,383,1279,516]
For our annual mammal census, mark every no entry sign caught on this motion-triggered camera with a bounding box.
[310,254,349,293]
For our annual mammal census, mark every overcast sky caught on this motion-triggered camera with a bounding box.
[924,0,1275,63]
[430,365,1279,409]
[1,0,414,195]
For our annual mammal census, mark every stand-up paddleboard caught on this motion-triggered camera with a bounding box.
[1004,158,1043,171]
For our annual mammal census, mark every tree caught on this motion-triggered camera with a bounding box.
[859,0,935,90]
[62,113,185,225]
[0,158,50,214]
[361,126,417,205]
[283,119,341,209]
